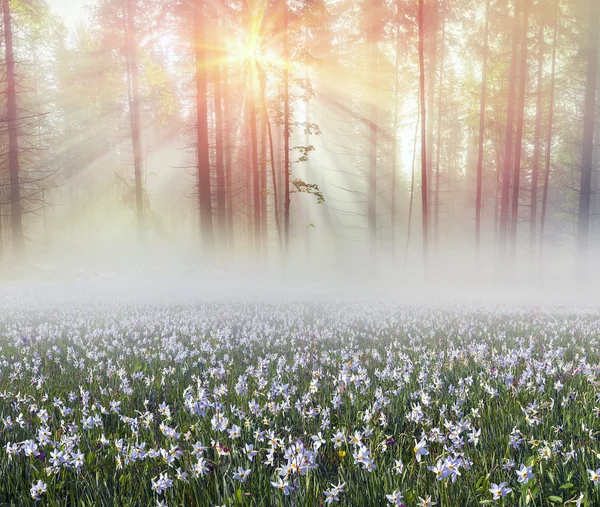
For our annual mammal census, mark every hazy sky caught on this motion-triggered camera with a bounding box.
[46,0,88,29]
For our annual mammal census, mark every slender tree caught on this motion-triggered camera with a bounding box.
[426,0,437,218]
[539,4,558,256]
[2,0,24,256]
[529,12,544,257]
[418,0,429,264]
[213,19,227,247]
[475,0,490,254]
[577,0,599,258]
[367,44,378,259]
[223,59,234,249]
[194,0,215,257]
[125,0,145,245]
[499,0,521,261]
[390,11,401,256]
[283,0,291,254]
[509,0,529,257]
[248,67,261,257]
[434,3,445,246]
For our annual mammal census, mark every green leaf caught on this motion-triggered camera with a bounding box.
[546,496,562,503]
[559,483,574,490]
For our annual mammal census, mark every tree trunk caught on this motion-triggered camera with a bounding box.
[223,60,234,249]
[391,15,401,256]
[434,5,446,248]
[368,41,378,259]
[126,0,145,245]
[194,0,215,257]
[260,100,268,257]
[418,0,429,265]
[426,0,437,221]
[509,0,529,259]
[283,0,291,254]
[499,0,521,262]
[475,0,490,254]
[258,68,282,252]
[249,68,261,258]
[213,21,227,248]
[529,15,544,259]
[539,5,558,257]
[2,0,24,256]
[245,99,253,244]
[577,0,599,259]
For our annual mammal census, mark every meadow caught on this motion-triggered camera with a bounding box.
[1,301,599,506]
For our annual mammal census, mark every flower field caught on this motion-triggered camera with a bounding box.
[1,301,600,506]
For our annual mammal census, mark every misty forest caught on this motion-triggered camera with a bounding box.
[2,0,600,506]
[0,0,596,282]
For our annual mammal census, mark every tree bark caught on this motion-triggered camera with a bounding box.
[126,0,145,245]
[194,0,215,257]
[213,20,227,248]
[539,5,558,257]
[258,67,282,252]
[418,0,429,265]
[283,0,291,254]
[223,60,234,249]
[475,0,490,254]
[368,41,378,259]
[529,14,544,258]
[2,0,24,256]
[434,5,445,247]
[509,0,528,259]
[248,74,261,258]
[577,0,599,258]
[499,0,521,262]
[391,14,401,256]
[426,0,437,221]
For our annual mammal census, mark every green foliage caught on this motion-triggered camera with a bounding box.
[291,177,325,204]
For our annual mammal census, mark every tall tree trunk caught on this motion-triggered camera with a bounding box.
[260,97,268,257]
[475,0,490,254]
[418,0,429,265]
[434,5,445,247]
[223,60,234,249]
[258,68,282,252]
[577,0,599,259]
[194,0,215,257]
[529,15,544,259]
[368,42,378,259]
[426,0,437,221]
[283,0,291,254]
[539,5,558,257]
[248,68,261,258]
[391,14,401,257]
[499,0,521,262]
[509,0,529,259]
[245,100,253,245]
[213,21,227,248]
[2,0,24,256]
[126,0,145,245]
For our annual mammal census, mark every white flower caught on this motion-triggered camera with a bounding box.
[271,478,293,495]
[386,490,403,506]
[489,482,512,500]
[414,438,429,462]
[30,480,47,502]
[233,466,251,483]
[516,464,534,484]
